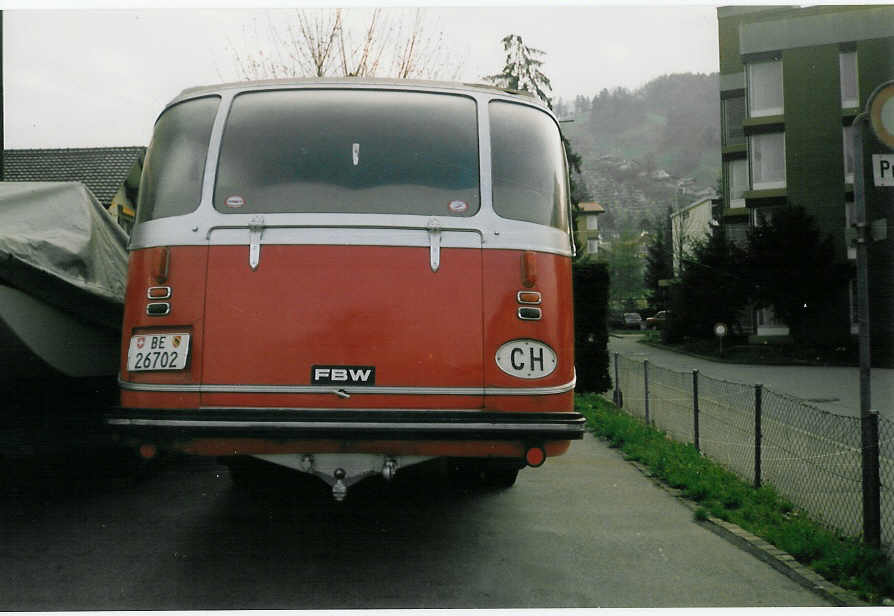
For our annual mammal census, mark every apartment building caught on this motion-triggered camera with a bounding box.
[576,201,606,258]
[670,195,717,274]
[717,5,894,358]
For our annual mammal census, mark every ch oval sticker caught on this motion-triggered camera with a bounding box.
[495,339,557,379]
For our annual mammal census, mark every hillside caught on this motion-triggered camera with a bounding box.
[558,72,721,232]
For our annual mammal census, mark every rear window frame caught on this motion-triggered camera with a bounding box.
[487,99,570,231]
[210,87,482,218]
[135,95,221,225]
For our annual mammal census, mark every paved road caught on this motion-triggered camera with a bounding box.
[0,438,830,609]
[609,333,894,419]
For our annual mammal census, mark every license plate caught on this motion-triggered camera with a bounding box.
[127,333,190,371]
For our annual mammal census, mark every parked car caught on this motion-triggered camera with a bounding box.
[623,312,643,329]
[646,310,669,329]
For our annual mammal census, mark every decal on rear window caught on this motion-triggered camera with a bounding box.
[225,195,245,209]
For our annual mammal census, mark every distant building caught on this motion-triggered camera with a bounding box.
[716,5,894,352]
[576,201,606,258]
[670,195,717,274]
[4,147,146,232]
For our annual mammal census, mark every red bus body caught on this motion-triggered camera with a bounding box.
[109,80,583,497]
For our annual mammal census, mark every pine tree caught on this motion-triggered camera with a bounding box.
[672,229,749,338]
[485,34,552,105]
[745,206,849,343]
[644,212,673,310]
[486,33,588,242]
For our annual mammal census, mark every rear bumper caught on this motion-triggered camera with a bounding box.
[107,408,586,442]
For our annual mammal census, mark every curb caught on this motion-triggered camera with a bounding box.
[635,339,857,368]
[624,456,870,607]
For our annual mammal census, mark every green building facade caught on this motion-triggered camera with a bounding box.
[717,5,894,361]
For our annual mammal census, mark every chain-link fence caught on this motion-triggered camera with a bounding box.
[609,352,893,557]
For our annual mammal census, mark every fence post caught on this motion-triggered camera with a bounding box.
[754,384,763,489]
[643,360,650,426]
[692,369,700,452]
[862,409,881,549]
[612,352,623,407]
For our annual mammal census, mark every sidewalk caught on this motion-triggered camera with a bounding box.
[608,333,893,419]
[535,433,834,606]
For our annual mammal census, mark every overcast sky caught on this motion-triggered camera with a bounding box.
[3,5,720,149]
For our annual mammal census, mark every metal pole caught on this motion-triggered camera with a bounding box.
[692,369,700,452]
[1,11,5,180]
[643,360,650,426]
[853,114,872,417]
[613,352,622,407]
[754,384,763,489]
[862,410,881,548]
[853,114,881,548]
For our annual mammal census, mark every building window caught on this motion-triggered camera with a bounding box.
[752,206,777,228]
[747,60,784,118]
[756,306,789,336]
[843,125,855,184]
[585,214,598,230]
[586,239,598,254]
[722,96,746,146]
[726,158,747,207]
[749,132,786,190]
[840,51,859,109]
[726,222,749,248]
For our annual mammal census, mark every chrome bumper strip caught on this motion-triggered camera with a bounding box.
[117,373,577,396]
[107,418,584,433]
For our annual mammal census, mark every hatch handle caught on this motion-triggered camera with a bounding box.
[427,217,441,273]
[248,215,264,270]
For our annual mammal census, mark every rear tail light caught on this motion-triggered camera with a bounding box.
[517,291,542,305]
[521,251,537,288]
[146,302,171,316]
[525,446,546,467]
[152,247,171,283]
[518,307,542,321]
[147,286,172,300]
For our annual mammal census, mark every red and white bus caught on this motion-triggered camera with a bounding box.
[108,79,584,500]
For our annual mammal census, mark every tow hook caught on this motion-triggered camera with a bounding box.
[301,454,314,472]
[332,468,348,502]
[382,458,398,481]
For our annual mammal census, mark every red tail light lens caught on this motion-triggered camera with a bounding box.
[153,247,170,283]
[521,251,537,288]
[525,446,546,467]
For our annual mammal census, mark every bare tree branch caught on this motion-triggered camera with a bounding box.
[224,8,463,81]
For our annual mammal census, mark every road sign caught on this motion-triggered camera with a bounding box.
[869,81,894,149]
[873,154,894,186]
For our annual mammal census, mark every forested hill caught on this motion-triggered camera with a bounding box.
[557,72,720,232]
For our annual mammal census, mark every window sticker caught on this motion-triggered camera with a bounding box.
[225,195,245,209]
[448,200,469,214]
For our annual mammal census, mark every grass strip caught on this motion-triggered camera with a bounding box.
[576,392,894,604]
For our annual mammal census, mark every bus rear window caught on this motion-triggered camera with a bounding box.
[214,90,480,216]
[137,96,219,224]
[489,100,568,229]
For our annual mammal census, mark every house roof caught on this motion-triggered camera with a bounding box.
[578,202,606,214]
[3,147,146,208]
[671,194,717,218]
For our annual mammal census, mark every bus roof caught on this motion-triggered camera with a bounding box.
[169,78,545,109]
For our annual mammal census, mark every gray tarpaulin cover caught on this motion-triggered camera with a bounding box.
[0,182,128,328]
